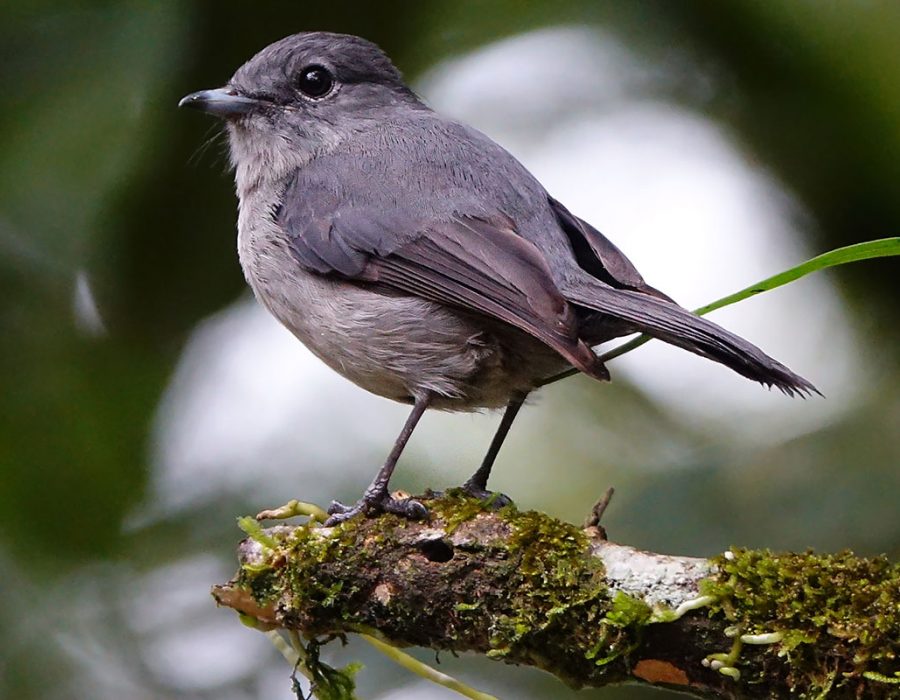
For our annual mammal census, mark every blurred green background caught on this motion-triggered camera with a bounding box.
[1,2,898,699]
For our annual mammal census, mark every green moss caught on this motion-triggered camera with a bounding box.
[244,567,281,603]
[237,515,278,550]
[483,502,602,652]
[301,638,362,700]
[864,671,900,685]
[700,548,900,696]
[232,519,370,699]
[461,499,658,679]
[284,520,375,615]
[236,515,366,614]
[604,591,652,628]
[578,593,651,667]
[427,488,500,532]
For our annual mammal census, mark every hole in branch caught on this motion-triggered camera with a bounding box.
[419,538,454,563]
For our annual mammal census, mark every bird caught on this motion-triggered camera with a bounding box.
[179,31,815,526]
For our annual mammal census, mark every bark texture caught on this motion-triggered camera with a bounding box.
[213,492,900,698]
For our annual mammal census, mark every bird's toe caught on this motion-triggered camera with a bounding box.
[324,491,429,526]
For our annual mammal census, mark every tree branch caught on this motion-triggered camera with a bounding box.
[213,491,900,698]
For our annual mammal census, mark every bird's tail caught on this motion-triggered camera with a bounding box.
[563,279,818,397]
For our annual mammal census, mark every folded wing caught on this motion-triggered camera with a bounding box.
[277,174,607,380]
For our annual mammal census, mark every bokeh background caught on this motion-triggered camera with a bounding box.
[2,2,898,698]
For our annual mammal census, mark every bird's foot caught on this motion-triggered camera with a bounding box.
[324,489,429,527]
[458,480,514,509]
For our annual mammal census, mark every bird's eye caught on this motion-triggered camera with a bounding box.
[296,65,334,98]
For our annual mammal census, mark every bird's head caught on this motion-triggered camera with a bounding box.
[179,32,421,189]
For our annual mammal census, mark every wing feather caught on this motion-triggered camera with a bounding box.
[277,175,607,380]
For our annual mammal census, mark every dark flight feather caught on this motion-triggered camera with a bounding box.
[547,198,816,396]
[561,278,818,397]
[549,197,674,302]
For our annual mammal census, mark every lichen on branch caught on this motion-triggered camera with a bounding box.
[213,491,900,699]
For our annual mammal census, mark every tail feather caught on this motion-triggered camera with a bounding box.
[563,280,819,397]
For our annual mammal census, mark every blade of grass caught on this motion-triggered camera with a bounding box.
[540,237,900,387]
[692,237,900,316]
[361,633,499,700]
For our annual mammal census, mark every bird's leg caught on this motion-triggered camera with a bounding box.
[460,391,528,505]
[325,393,431,526]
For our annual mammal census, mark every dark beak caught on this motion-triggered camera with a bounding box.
[178,87,261,118]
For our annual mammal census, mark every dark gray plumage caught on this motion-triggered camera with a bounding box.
[180,32,816,524]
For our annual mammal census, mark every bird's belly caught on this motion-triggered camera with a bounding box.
[265,275,523,406]
[237,217,568,408]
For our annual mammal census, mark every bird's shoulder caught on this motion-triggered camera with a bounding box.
[299,110,548,215]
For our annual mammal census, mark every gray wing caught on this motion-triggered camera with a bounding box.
[548,196,674,302]
[276,172,608,380]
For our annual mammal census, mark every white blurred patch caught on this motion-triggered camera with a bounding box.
[145,299,412,517]
[131,556,271,691]
[129,555,231,635]
[420,26,658,131]
[73,269,107,337]
[141,615,268,691]
[374,681,457,699]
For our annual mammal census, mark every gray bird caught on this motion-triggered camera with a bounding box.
[180,32,815,525]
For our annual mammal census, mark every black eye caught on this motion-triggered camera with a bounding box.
[296,65,334,98]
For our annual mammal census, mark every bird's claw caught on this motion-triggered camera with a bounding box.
[323,500,367,526]
[383,495,429,520]
[458,481,513,509]
[324,491,428,527]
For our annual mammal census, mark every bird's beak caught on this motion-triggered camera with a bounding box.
[178,87,261,118]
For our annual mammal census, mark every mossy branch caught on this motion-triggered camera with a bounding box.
[213,492,899,699]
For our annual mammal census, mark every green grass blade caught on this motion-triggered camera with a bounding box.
[692,237,900,317]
